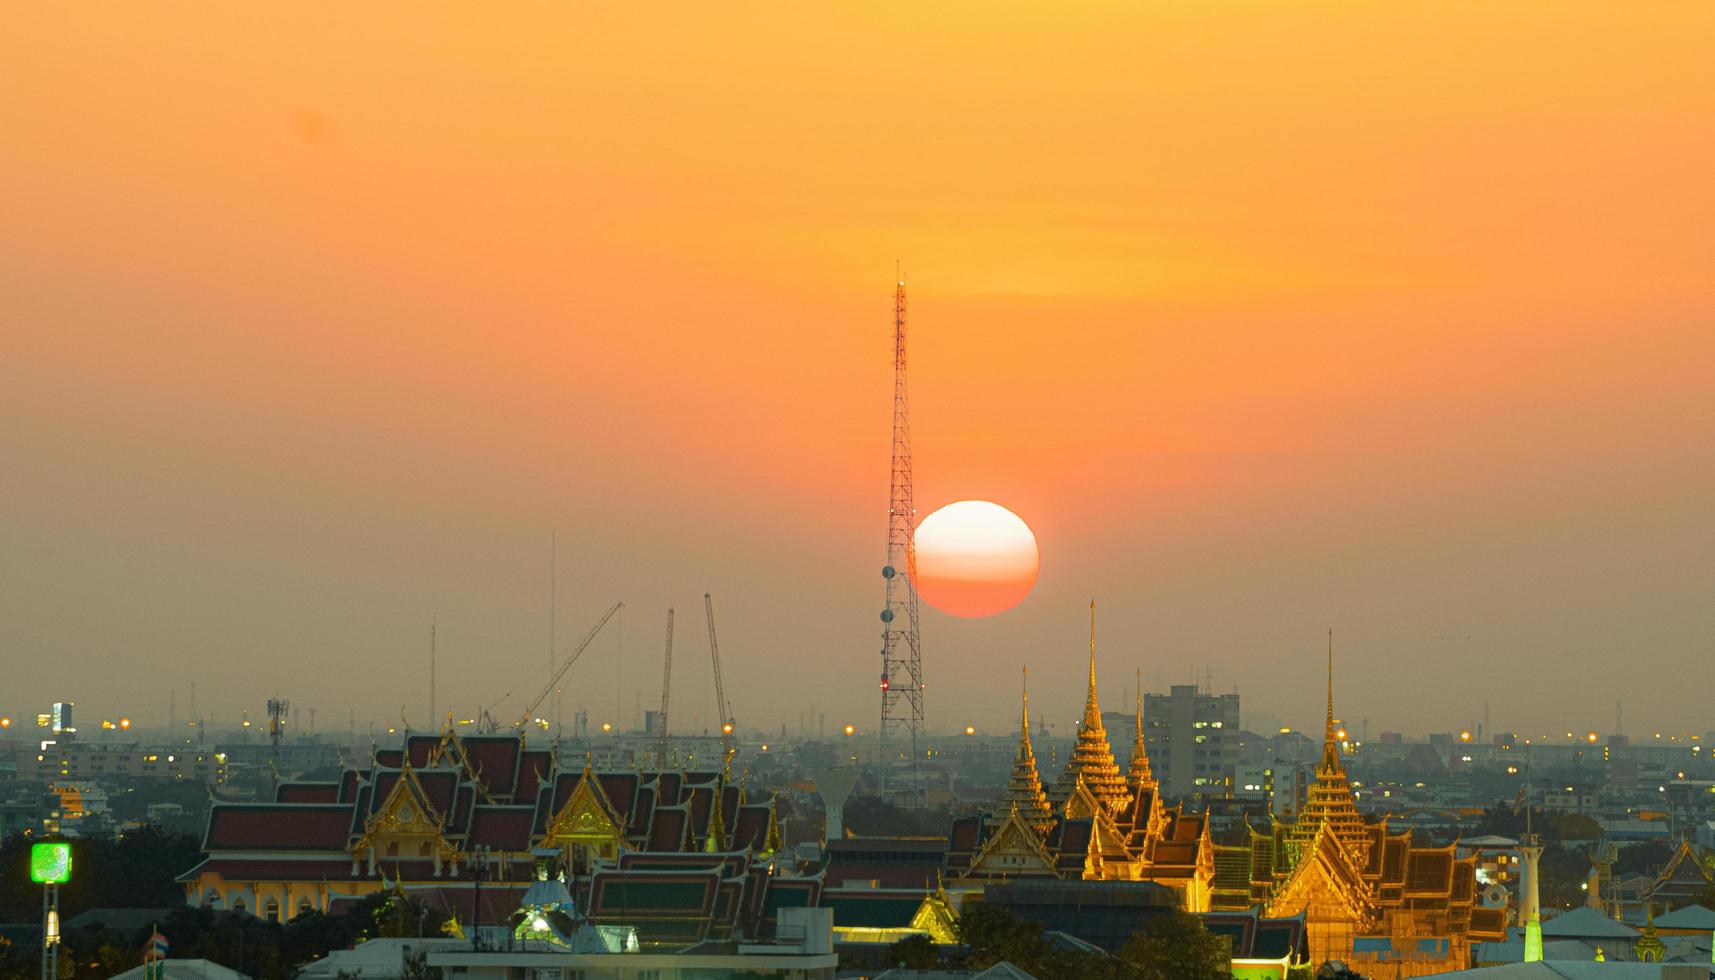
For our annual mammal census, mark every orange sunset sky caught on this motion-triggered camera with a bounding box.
[3,4,1713,739]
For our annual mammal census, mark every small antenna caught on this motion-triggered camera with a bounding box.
[429,620,438,726]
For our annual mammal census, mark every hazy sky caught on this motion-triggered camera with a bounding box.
[4,4,1713,741]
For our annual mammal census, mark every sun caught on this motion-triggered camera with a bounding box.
[912,500,1040,618]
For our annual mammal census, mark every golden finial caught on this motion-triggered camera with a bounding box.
[1021,666,1030,733]
[1325,629,1336,744]
[1135,670,1144,739]
[1082,600,1102,727]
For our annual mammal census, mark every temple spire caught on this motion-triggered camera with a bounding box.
[1053,600,1130,813]
[1291,630,1368,860]
[1321,629,1341,772]
[1083,600,1101,727]
[1021,667,1033,742]
[1135,672,1143,741]
[1128,669,1155,791]
[998,665,1053,831]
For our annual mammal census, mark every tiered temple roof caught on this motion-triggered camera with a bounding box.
[1285,641,1368,864]
[1049,602,1131,815]
[1126,672,1156,792]
[997,668,1054,832]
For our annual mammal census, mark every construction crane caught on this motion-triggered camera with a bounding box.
[657,608,674,767]
[703,593,735,773]
[480,602,623,733]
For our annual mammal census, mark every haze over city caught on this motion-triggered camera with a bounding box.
[4,3,1714,740]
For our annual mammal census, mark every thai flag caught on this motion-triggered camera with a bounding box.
[146,931,169,961]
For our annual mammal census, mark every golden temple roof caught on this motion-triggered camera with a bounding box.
[1050,601,1130,815]
[998,667,1054,831]
[1289,632,1368,860]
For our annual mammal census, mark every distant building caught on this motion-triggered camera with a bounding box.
[13,741,227,783]
[1143,684,1239,800]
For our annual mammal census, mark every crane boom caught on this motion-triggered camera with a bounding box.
[703,593,734,771]
[511,601,623,730]
[658,608,674,759]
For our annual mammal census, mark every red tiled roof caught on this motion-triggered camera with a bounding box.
[1170,813,1206,841]
[514,751,550,802]
[731,805,770,851]
[948,816,983,853]
[1449,860,1476,902]
[655,772,683,806]
[720,786,740,837]
[824,863,937,889]
[597,773,639,823]
[414,769,460,818]
[1153,840,1200,866]
[627,786,657,839]
[446,785,476,835]
[1405,849,1454,894]
[206,804,352,851]
[685,786,713,842]
[277,782,340,804]
[462,736,522,797]
[405,735,439,768]
[546,772,581,816]
[466,806,535,851]
[369,771,401,811]
[649,807,690,851]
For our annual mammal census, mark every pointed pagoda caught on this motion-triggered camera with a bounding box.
[1051,601,1130,815]
[1127,670,1156,792]
[1286,632,1368,860]
[997,667,1054,833]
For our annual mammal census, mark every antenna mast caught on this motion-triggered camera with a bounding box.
[878,270,924,804]
[659,608,674,766]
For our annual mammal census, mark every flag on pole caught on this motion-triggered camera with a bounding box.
[143,927,169,980]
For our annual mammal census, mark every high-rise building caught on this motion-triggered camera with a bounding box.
[1143,684,1239,800]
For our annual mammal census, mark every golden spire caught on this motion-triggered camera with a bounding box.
[1128,669,1155,791]
[1291,629,1369,861]
[1321,629,1341,773]
[998,665,1053,832]
[1135,671,1143,741]
[1022,665,1031,737]
[1052,600,1130,813]
[1082,600,1102,729]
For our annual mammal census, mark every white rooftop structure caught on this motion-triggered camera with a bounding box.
[108,960,249,980]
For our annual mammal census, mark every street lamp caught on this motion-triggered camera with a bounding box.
[31,842,71,980]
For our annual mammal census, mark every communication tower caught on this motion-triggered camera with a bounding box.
[267,698,289,751]
[878,273,924,803]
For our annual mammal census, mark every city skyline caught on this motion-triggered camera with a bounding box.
[4,4,1713,736]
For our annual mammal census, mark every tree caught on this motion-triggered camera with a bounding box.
[1117,910,1230,980]
[888,934,939,969]
[954,901,1050,971]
